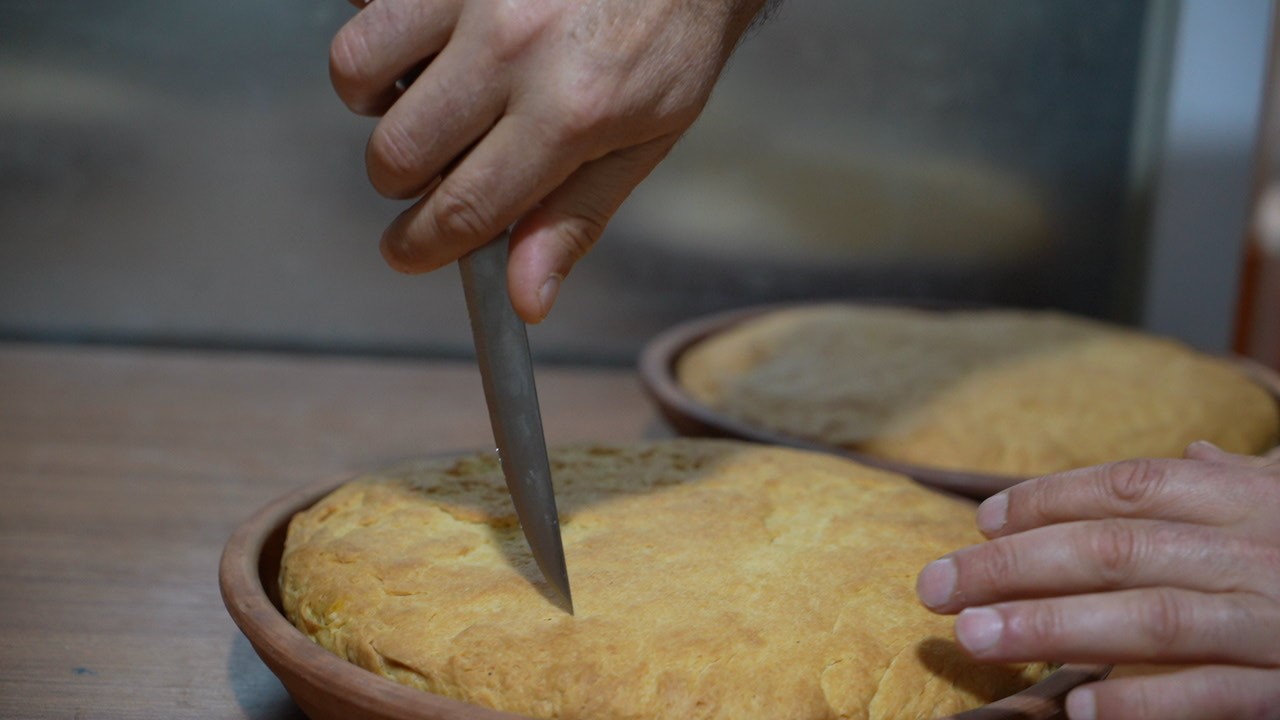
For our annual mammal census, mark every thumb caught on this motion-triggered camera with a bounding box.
[507,136,677,324]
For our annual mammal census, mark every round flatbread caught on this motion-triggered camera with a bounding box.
[282,439,1049,719]
[677,306,1279,476]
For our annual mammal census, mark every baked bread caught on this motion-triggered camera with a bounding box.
[281,439,1050,719]
[677,306,1280,476]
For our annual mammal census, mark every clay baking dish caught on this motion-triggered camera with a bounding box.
[220,470,1110,720]
[638,303,1280,500]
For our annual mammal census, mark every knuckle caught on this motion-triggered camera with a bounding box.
[328,30,361,83]
[484,3,549,64]
[555,215,605,263]
[365,124,424,199]
[1014,602,1065,649]
[974,539,1021,593]
[430,183,493,242]
[1110,683,1161,720]
[329,31,376,111]
[1090,519,1144,588]
[1018,481,1055,525]
[557,88,617,141]
[529,67,624,146]
[1138,588,1187,655]
[1099,459,1166,511]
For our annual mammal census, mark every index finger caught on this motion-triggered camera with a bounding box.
[977,457,1268,538]
[380,111,585,277]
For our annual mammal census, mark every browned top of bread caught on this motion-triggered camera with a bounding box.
[281,439,1049,719]
[677,306,1279,476]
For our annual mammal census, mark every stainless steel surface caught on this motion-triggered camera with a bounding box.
[1,0,1260,359]
[458,234,573,613]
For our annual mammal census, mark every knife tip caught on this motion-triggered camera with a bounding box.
[551,577,574,616]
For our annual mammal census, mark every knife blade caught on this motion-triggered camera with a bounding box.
[458,232,573,614]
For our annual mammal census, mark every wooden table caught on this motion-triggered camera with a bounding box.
[0,343,663,719]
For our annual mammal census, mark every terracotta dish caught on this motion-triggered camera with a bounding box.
[220,465,1110,720]
[638,303,1280,499]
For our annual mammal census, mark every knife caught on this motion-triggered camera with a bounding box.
[458,232,574,614]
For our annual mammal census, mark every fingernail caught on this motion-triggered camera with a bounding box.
[977,493,1008,535]
[1065,688,1096,720]
[1184,440,1221,458]
[955,607,1003,654]
[538,274,563,320]
[916,557,957,609]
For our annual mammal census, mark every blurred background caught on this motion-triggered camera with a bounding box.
[2,0,1277,366]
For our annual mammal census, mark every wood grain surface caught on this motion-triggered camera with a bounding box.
[0,343,660,720]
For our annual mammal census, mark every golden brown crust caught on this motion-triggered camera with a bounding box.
[281,439,1048,719]
[677,306,1280,476]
